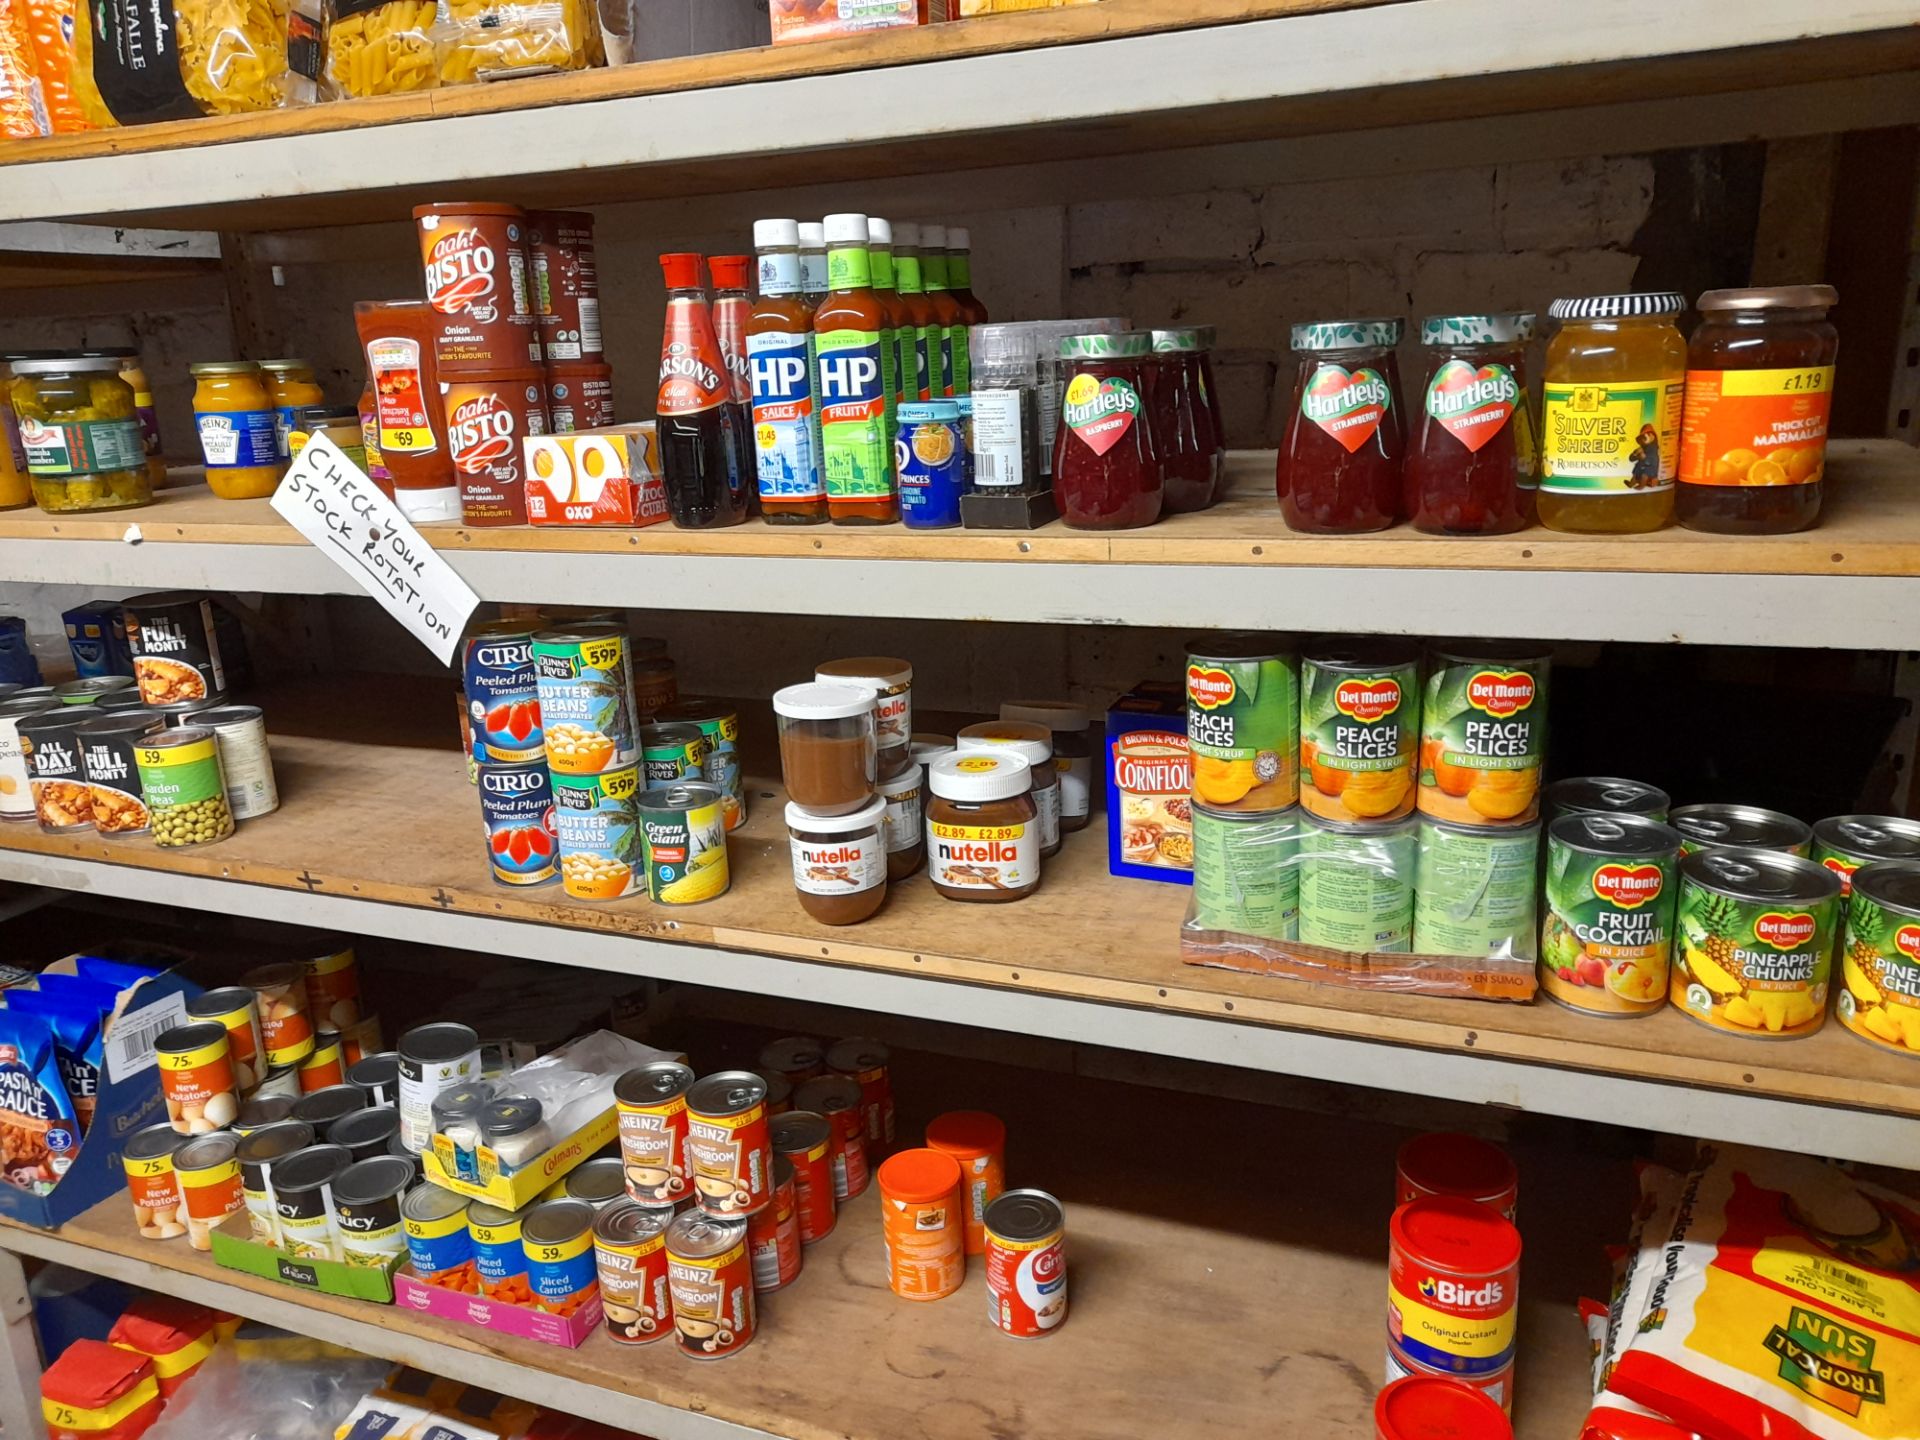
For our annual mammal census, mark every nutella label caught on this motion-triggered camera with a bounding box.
[881,782,923,852]
[1033,782,1061,850]
[1059,755,1092,819]
[928,818,1038,894]
[791,833,886,895]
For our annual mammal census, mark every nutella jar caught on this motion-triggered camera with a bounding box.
[774,683,877,817]
[957,721,1061,857]
[876,765,925,880]
[786,795,888,926]
[926,752,1040,903]
[1001,701,1093,833]
[910,733,955,785]
[816,658,912,751]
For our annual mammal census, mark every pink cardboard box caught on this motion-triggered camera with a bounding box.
[392,1269,603,1348]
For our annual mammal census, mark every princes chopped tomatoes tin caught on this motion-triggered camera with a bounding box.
[1387,1197,1520,1379]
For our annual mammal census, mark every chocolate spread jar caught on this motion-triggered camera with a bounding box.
[785,794,888,926]
[926,752,1039,903]
[774,682,877,817]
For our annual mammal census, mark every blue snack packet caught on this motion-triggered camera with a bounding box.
[0,1011,82,1194]
[72,956,165,991]
[3,990,104,1132]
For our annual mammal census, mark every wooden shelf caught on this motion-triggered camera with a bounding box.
[0,1051,1611,1440]
[1,677,1915,1164]
[1,0,1915,226]
[6,444,1920,646]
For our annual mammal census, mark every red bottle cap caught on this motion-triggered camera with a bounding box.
[658,253,706,290]
[708,255,751,290]
[1374,1375,1512,1440]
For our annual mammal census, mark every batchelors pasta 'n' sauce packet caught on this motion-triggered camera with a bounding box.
[1,988,105,1131]
[0,1010,81,1194]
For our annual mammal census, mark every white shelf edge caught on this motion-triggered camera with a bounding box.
[0,1222,776,1440]
[7,0,1918,222]
[7,849,1916,1166]
[4,535,1917,648]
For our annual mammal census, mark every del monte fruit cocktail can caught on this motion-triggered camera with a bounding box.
[1540,813,1682,1016]
[1417,642,1550,827]
[1673,846,1839,1038]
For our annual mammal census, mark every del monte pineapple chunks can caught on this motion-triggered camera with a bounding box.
[1836,860,1920,1058]
[1540,813,1681,1017]
[1417,642,1549,826]
[1673,846,1839,1039]
[1185,633,1297,813]
[1812,814,1920,899]
[1300,638,1420,824]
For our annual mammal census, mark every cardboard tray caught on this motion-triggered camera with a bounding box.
[207,1210,406,1302]
[393,1266,602,1348]
[420,1107,618,1211]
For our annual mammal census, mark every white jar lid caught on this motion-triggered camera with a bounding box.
[929,751,1032,803]
[773,682,878,721]
[956,721,1053,769]
[910,733,954,763]
[817,656,912,689]
[785,794,886,832]
[877,766,922,799]
[1000,700,1089,731]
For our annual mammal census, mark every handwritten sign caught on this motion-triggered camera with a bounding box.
[271,434,478,665]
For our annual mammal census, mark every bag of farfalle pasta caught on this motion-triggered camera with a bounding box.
[82,0,324,122]
[431,0,596,87]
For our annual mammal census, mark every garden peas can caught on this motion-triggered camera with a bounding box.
[1298,812,1415,952]
[1413,819,1538,960]
[463,620,543,763]
[1300,639,1420,824]
[1185,632,1298,813]
[1837,861,1920,1057]
[638,782,730,905]
[1812,814,1920,898]
[1190,804,1299,940]
[654,699,746,832]
[1539,813,1681,1016]
[533,622,638,775]
[1417,643,1549,826]
[553,765,641,901]
[1673,847,1839,1038]
[136,727,235,848]
[478,760,557,886]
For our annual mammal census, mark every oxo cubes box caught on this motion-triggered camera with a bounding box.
[1105,681,1192,885]
[524,424,668,526]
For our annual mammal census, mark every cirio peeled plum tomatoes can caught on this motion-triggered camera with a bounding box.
[463,620,543,763]
[984,1189,1068,1338]
[665,1210,755,1359]
[1387,1196,1521,1379]
[685,1072,773,1217]
[478,760,557,887]
[1394,1132,1517,1220]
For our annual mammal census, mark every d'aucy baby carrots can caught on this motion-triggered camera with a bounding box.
[877,1148,965,1301]
[1387,1197,1520,1380]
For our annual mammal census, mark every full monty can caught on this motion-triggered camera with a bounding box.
[1387,1196,1520,1379]
[1672,846,1840,1039]
[984,1189,1067,1338]
[1185,632,1298,814]
[463,620,543,763]
[478,760,557,887]
[1540,813,1681,1017]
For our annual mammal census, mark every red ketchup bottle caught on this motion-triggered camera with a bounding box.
[1403,314,1537,535]
[1051,331,1163,531]
[656,253,751,529]
[1276,318,1405,533]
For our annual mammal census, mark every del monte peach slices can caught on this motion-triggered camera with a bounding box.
[1301,639,1420,824]
[1417,643,1549,826]
[1185,633,1297,813]
[1540,813,1682,1016]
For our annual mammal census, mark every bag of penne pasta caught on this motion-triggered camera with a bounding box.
[326,0,434,96]
[431,0,594,86]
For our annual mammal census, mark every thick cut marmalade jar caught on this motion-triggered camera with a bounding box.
[191,363,285,500]
[1537,293,1685,534]
[1404,315,1536,536]
[1676,285,1838,535]
[1052,332,1162,530]
[1276,318,1404,534]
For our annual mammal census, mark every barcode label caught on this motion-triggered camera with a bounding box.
[105,992,189,1084]
[1810,1258,1871,1293]
[971,389,1024,488]
[579,297,603,356]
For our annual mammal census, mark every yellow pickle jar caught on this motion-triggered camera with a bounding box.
[1537,292,1686,534]
[192,362,287,499]
[259,359,326,460]
[0,356,32,510]
[90,346,169,487]
[7,356,154,513]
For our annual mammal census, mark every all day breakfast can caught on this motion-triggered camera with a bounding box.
[1298,812,1416,952]
[1813,814,1920,899]
[1301,639,1421,824]
[665,1210,755,1359]
[553,765,641,900]
[1185,632,1299,813]
[614,1059,695,1206]
[1418,643,1549,827]
[1387,1196,1520,1379]
[478,760,557,887]
[533,623,638,774]
[984,1188,1068,1338]
[463,620,543,763]
[1412,818,1538,960]
[1836,860,1920,1058]
[594,1200,672,1343]
[1673,846,1840,1038]
[1540,813,1681,1016]
[685,1071,773,1218]
[1190,803,1300,940]
[1670,803,1811,858]
[637,782,730,905]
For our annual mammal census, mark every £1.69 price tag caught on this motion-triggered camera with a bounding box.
[270,433,479,665]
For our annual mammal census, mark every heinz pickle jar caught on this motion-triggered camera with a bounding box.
[1052,332,1163,530]
[1277,318,1405,533]
[1676,285,1838,535]
[1404,315,1536,535]
[259,360,326,462]
[191,362,285,500]
[1538,293,1685,534]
